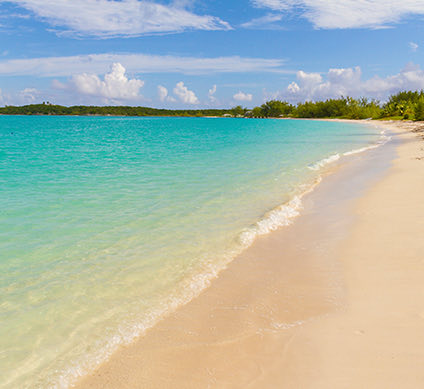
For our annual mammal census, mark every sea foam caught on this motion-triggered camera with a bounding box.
[0,116,389,389]
[308,131,391,171]
[308,153,340,170]
[239,177,322,248]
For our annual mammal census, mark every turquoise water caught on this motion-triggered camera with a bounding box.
[0,116,384,388]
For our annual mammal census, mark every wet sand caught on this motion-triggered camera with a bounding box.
[75,121,424,388]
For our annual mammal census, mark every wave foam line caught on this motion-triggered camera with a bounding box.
[49,130,393,389]
[45,263,226,389]
[308,154,340,171]
[59,177,326,387]
[309,131,392,171]
[344,133,391,156]
[239,177,322,247]
[343,144,379,156]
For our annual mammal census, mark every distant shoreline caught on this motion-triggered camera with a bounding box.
[2,91,424,120]
[0,112,413,123]
[0,112,416,127]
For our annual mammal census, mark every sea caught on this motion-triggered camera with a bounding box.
[0,116,388,388]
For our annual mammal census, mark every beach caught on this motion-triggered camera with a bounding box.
[3,117,386,388]
[3,2,424,387]
[73,120,424,388]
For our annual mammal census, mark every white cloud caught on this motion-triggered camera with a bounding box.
[19,87,40,103]
[158,85,168,102]
[296,70,323,89]
[173,81,199,104]
[409,42,419,52]
[0,53,288,77]
[363,63,424,96]
[63,63,144,102]
[157,85,176,102]
[208,84,217,102]
[252,0,294,10]
[252,0,424,29]
[0,87,43,105]
[0,12,31,20]
[233,91,253,102]
[286,67,364,101]
[241,13,284,28]
[208,84,217,96]
[6,0,230,37]
[287,81,300,94]
[284,63,424,101]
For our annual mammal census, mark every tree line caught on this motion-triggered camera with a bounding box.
[245,90,424,120]
[1,90,424,120]
[0,104,233,117]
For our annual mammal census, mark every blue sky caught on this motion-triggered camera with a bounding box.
[0,0,423,108]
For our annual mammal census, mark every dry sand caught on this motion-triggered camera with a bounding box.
[282,122,424,389]
[75,121,424,389]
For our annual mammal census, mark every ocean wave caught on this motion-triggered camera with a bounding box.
[43,264,226,388]
[309,132,392,171]
[50,178,327,388]
[308,153,340,171]
[239,177,322,248]
[40,130,393,389]
[344,133,391,156]
[343,144,379,156]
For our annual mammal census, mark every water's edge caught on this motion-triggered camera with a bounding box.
[66,121,394,389]
[1,118,391,389]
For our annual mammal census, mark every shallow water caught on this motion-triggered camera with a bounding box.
[0,116,384,388]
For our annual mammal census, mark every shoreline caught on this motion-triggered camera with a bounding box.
[0,111,416,122]
[73,120,424,388]
[1,118,388,389]
[281,121,424,388]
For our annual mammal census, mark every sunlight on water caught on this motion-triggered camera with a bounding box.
[0,116,382,388]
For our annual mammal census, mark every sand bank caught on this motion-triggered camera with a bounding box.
[75,121,424,388]
[280,121,424,388]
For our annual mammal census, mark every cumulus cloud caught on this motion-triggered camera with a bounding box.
[19,87,40,103]
[287,67,366,101]
[284,63,424,101]
[252,0,424,29]
[173,81,199,104]
[6,0,230,37]
[61,63,144,102]
[409,42,419,52]
[208,84,217,102]
[158,85,168,102]
[363,63,424,96]
[233,91,253,102]
[0,53,287,77]
[0,87,44,105]
[157,85,176,102]
[209,84,217,96]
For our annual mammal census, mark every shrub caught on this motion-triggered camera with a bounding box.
[414,98,424,121]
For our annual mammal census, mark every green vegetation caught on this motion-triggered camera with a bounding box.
[2,91,424,120]
[247,92,424,120]
[0,103,233,117]
[257,100,294,118]
[414,97,424,121]
[380,91,424,120]
[230,105,247,117]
